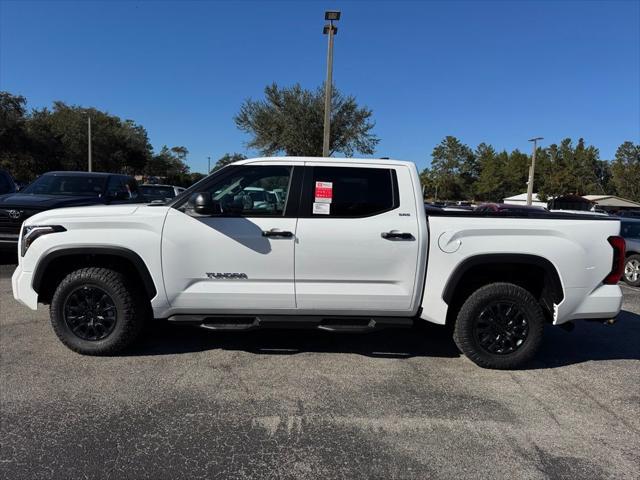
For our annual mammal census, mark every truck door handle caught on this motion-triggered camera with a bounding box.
[262,229,294,238]
[381,230,414,240]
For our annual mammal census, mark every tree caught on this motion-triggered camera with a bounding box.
[0,92,156,180]
[234,83,379,157]
[502,149,531,198]
[425,136,475,200]
[537,138,604,201]
[474,143,503,201]
[0,92,32,180]
[213,153,246,171]
[145,145,190,179]
[611,141,640,202]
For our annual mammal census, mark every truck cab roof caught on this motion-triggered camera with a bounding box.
[233,156,416,168]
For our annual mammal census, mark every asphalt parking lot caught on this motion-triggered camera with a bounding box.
[1,256,639,480]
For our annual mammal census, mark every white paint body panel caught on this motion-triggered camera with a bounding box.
[420,216,623,325]
[295,162,422,314]
[11,157,622,328]
[12,204,170,314]
[161,209,297,311]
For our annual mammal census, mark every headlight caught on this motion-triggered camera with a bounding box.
[21,225,66,257]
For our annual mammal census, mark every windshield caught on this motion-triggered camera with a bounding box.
[21,175,107,196]
[140,186,176,199]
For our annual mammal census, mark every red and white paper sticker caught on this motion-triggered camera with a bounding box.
[314,181,333,203]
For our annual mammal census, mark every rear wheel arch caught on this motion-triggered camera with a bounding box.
[442,254,564,324]
[32,247,157,305]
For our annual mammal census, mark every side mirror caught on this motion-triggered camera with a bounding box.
[191,192,222,215]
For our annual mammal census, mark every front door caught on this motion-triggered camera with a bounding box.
[294,163,421,314]
[162,164,299,312]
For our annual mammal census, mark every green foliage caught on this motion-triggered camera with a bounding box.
[0,91,193,183]
[235,83,379,157]
[536,138,606,201]
[423,136,475,200]
[422,136,625,203]
[611,141,640,202]
[213,153,247,171]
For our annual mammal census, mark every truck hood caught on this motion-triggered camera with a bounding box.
[24,204,142,227]
[0,192,102,209]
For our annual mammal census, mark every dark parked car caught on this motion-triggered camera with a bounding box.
[0,170,17,195]
[139,184,185,203]
[620,218,640,287]
[0,171,141,251]
[618,210,640,219]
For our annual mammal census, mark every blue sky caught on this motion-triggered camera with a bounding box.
[1,0,638,173]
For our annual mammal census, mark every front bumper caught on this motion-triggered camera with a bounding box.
[11,264,38,310]
[0,233,18,250]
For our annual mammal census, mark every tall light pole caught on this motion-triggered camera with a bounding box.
[322,10,340,157]
[87,115,93,172]
[526,137,543,205]
[207,156,211,174]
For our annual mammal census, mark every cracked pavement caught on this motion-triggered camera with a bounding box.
[1,261,639,479]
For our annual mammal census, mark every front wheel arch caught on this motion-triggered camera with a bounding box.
[33,247,157,304]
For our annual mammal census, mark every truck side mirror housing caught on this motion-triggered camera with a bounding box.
[191,192,222,215]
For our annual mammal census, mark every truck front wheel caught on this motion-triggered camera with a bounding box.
[453,282,544,369]
[50,267,146,355]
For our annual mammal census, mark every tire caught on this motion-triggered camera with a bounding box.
[623,254,640,287]
[453,282,544,369]
[50,267,146,355]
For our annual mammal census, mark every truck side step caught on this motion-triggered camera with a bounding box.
[166,314,414,332]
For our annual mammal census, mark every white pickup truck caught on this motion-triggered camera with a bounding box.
[11,157,625,369]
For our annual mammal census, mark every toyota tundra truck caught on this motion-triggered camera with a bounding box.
[11,157,625,369]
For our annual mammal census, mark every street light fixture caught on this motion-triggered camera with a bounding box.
[322,10,340,157]
[526,137,543,205]
[325,10,341,21]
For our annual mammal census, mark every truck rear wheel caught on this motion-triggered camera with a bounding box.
[453,282,544,369]
[50,267,146,355]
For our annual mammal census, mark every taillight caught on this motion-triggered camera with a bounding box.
[603,236,626,285]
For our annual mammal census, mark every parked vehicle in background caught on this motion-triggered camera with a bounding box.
[12,157,624,369]
[0,171,142,250]
[476,203,549,215]
[620,218,640,286]
[243,186,276,210]
[139,184,185,203]
[0,170,17,195]
[618,210,640,219]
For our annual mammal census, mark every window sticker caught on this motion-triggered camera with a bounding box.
[312,202,330,215]
[314,181,333,203]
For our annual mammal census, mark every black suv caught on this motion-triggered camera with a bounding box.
[0,171,142,250]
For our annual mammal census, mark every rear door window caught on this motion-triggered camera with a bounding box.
[304,166,397,217]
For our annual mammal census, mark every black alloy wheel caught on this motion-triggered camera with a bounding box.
[63,285,118,341]
[473,301,529,355]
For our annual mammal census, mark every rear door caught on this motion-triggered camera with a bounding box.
[294,163,421,314]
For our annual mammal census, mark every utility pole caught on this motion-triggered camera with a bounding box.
[87,115,92,172]
[207,156,211,174]
[526,137,543,205]
[322,11,340,157]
